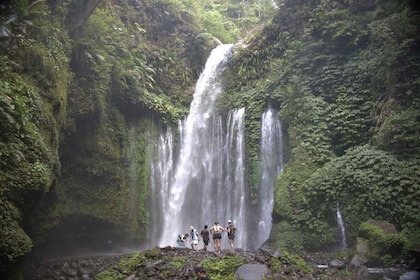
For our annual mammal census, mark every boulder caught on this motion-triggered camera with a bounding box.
[350,240,368,267]
[400,271,420,280]
[329,259,345,269]
[235,263,270,280]
[350,220,407,267]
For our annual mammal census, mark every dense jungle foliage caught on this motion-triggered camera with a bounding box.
[0,0,419,278]
[223,0,420,255]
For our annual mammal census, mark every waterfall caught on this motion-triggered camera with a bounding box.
[148,125,175,243]
[148,44,283,251]
[336,202,347,250]
[254,107,283,249]
[154,44,246,249]
[224,107,247,247]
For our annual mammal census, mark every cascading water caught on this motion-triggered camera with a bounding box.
[155,44,247,248]
[148,44,283,251]
[148,125,176,243]
[336,202,347,250]
[254,107,284,249]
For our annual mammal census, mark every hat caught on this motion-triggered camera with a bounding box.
[228,220,232,223]
[190,226,194,229]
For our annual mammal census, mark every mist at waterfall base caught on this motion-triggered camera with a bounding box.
[148,44,284,251]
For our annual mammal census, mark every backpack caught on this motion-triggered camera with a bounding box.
[227,225,235,239]
[191,229,199,241]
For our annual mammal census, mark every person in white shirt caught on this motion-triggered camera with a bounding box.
[190,226,199,252]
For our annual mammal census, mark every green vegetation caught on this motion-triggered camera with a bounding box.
[356,221,408,266]
[169,256,190,270]
[0,0,278,275]
[95,250,153,280]
[94,252,150,280]
[302,146,419,249]
[94,250,246,280]
[278,251,312,274]
[0,0,189,274]
[1,0,419,277]
[174,0,276,43]
[271,221,305,254]
[200,254,246,280]
[223,0,420,253]
[0,6,69,265]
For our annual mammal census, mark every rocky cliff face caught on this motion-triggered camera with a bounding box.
[1,1,216,275]
[24,247,356,280]
[25,0,217,259]
[26,246,415,280]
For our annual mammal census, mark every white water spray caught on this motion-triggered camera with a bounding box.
[255,107,283,249]
[157,44,239,248]
[148,125,175,242]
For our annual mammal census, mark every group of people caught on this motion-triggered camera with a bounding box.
[177,220,237,253]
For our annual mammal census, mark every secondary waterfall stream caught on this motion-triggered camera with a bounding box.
[257,107,284,248]
[336,202,347,250]
[148,44,283,250]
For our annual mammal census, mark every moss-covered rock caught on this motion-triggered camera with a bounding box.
[351,220,407,267]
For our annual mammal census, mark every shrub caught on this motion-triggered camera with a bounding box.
[200,255,245,280]
[358,221,407,264]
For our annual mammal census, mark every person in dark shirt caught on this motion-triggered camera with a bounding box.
[195,266,211,280]
[200,224,210,252]
[226,220,237,250]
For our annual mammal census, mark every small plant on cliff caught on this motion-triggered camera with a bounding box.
[119,252,146,274]
[95,269,125,280]
[200,254,245,280]
[95,252,148,280]
[267,257,282,272]
[278,251,312,274]
[169,256,189,270]
[293,255,312,274]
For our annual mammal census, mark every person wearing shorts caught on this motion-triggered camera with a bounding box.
[210,222,224,253]
[226,220,237,250]
[190,226,199,252]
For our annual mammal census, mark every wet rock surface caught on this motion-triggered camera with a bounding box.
[235,263,270,280]
[26,247,412,280]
